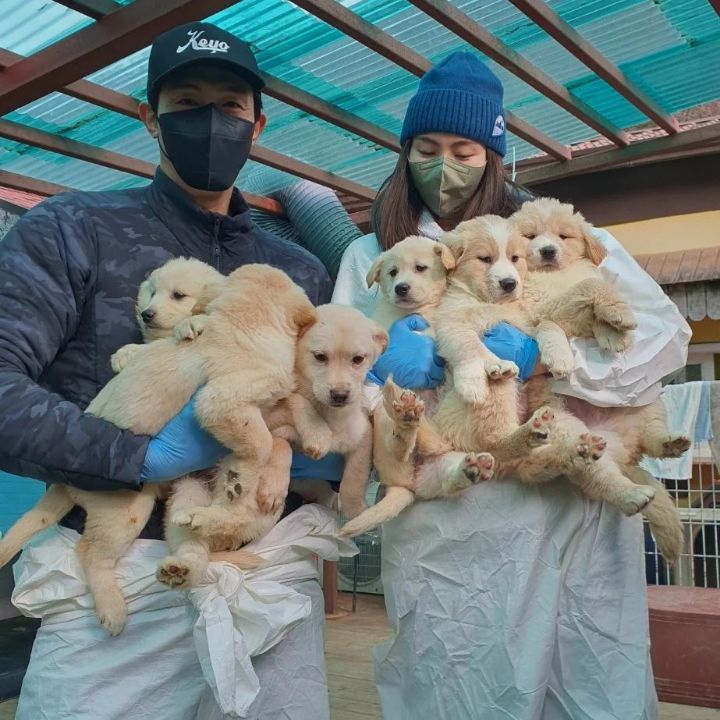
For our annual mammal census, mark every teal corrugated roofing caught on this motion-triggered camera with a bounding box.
[0,0,718,194]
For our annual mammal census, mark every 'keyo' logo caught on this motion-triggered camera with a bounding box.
[177,30,230,55]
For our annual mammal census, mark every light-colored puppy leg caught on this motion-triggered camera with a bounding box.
[491,406,555,463]
[416,451,495,499]
[158,476,213,589]
[76,489,158,635]
[533,320,575,378]
[287,393,333,460]
[338,426,372,521]
[110,343,148,373]
[339,486,415,538]
[173,314,209,342]
[256,437,292,515]
[0,485,74,567]
[638,399,692,459]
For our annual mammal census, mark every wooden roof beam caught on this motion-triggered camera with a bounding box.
[0,0,244,115]
[507,0,680,135]
[290,0,571,161]
[516,123,720,186]
[408,0,628,147]
[0,118,290,214]
[54,0,123,20]
[0,169,70,197]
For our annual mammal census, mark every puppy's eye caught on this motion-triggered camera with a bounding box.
[477,256,492,264]
[558,234,569,241]
[415,264,428,273]
[172,291,187,300]
[523,233,537,240]
[352,355,366,365]
[388,268,398,278]
[511,255,520,263]
[313,352,328,363]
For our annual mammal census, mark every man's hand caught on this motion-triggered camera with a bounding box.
[368,315,445,390]
[141,394,229,482]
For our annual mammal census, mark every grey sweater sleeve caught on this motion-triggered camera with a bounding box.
[0,199,148,490]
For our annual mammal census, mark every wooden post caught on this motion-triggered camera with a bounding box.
[323,560,339,615]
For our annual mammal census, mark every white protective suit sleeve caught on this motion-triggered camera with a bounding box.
[11,505,356,720]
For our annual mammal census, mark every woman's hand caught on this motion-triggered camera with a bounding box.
[368,315,445,390]
[483,323,540,382]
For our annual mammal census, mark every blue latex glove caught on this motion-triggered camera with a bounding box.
[141,394,229,482]
[368,314,445,389]
[483,322,540,382]
[290,452,345,484]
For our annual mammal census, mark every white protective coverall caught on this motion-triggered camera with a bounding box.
[332,214,691,720]
[11,504,355,720]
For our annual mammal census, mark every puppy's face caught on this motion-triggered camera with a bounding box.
[511,198,606,271]
[441,215,528,304]
[366,235,455,310]
[137,258,223,341]
[297,305,388,408]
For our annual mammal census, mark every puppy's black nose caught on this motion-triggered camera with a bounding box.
[540,246,557,260]
[394,283,410,297]
[329,390,349,405]
[499,278,517,293]
[141,309,156,322]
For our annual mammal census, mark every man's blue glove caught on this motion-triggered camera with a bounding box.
[483,322,540,382]
[291,452,345,483]
[141,394,229,482]
[368,314,445,389]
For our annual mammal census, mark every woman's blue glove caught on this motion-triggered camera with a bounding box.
[483,322,540,382]
[368,314,445,389]
[141,394,229,482]
[291,452,345,483]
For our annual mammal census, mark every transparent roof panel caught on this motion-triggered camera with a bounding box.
[0,0,718,195]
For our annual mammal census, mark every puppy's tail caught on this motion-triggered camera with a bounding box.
[339,486,415,538]
[630,466,684,566]
[0,485,74,568]
[208,549,266,570]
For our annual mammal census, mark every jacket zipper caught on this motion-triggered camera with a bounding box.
[211,218,221,271]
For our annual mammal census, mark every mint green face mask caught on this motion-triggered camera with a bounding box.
[408,156,487,218]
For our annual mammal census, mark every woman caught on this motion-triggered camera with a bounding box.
[333,52,690,719]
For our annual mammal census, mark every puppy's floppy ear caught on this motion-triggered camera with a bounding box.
[294,297,318,339]
[370,323,389,358]
[580,220,607,266]
[439,232,465,260]
[433,242,456,271]
[191,276,228,315]
[366,254,384,288]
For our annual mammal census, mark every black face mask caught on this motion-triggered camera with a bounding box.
[158,104,254,191]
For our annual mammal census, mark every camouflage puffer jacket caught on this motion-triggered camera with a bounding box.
[0,169,332,537]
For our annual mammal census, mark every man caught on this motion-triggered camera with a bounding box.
[0,22,336,719]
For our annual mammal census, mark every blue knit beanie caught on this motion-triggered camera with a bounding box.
[400,52,506,157]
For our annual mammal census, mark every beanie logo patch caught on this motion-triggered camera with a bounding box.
[177,30,230,55]
[492,115,505,137]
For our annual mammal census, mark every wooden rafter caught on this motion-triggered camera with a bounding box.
[0,169,70,197]
[0,0,244,115]
[516,123,720,186]
[0,119,288,215]
[408,0,628,147]
[506,0,680,135]
[53,0,123,20]
[710,0,720,17]
[290,0,572,161]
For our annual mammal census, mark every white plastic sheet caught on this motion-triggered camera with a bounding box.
[374,480,658,720]
[12,504,356,720]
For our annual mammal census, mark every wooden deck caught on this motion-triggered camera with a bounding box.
[1,593,718,719]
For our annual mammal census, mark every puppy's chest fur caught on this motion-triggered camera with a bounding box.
[313,400,369,453]
[523,260,601,305]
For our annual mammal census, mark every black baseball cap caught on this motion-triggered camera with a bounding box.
[146,22,265,107]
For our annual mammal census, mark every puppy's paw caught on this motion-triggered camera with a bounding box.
[463,452,495,484]
[662,436,692,458]
[301,428,333,460]
[484,358,519,381]
[453,363,489,405]
[542,349,574,379]
[595,301,637,332]
[156,556,195,589]
[527,406,555,446]
[223,468,245,501]
[390,389,425,427]
[110,344,141,373]
[256,484,287,516]
[618,485,656,516]
[577,433,606,461]
[95,596,128,636]
[174,314,208,342]
[594,324,633,353]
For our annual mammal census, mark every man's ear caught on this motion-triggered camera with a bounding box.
[252,113,267,143]
[139,102,159,139]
